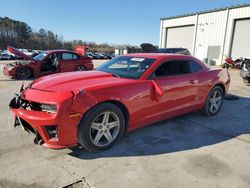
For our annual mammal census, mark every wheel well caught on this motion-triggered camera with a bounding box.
[214,83,225,96]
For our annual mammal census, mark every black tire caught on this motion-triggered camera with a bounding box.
[16,67,32,79]
[242,77,250,84]
[78,103,125,152]
[202,86,224,116]
[75,65,86,71]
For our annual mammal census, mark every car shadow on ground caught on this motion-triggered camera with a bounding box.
[68,95,250,159]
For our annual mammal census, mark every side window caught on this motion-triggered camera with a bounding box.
[73,54,79,60]
[62,53,73,60]
[190,61,203,73]
[155,60,191,77]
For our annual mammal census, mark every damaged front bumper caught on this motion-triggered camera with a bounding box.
[3,66,15,78]
[9,89,81,149]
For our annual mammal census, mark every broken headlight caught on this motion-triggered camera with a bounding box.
[40,104,57,114]
[6,66,14,71]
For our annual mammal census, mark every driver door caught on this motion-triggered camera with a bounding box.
[142,60,199,124]
[40,52,60,76]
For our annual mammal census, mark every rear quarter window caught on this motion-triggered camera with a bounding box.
[190,61,203,72]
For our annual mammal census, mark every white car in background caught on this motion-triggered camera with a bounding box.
[18,49,33,56]
[0,50,16,60]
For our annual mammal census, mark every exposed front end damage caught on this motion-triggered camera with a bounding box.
[3,60,33,78]
[9,86,83,149]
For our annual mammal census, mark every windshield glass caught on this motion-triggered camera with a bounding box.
[33,52,47,61]
[96,56,156,79]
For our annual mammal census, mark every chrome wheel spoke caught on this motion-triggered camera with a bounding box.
[215,96,222,102]
[212,90,217,99]
[91,123,102,130]
[210,103,214,112]
[93,131,103,145]
[102,112,110,123]
[108,121,119,129]
[213,103,219,110]
[103,130,113,142]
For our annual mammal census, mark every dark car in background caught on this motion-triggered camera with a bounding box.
[158,48,191,55]
[3,46,94,79]
[140,43,191,55]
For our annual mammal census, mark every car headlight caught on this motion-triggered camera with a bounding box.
[40,104,57,114]
[7,66,14,71]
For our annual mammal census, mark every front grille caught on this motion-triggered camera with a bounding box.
[44,125,58,139]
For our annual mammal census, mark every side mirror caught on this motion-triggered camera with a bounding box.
[151,80,164,101]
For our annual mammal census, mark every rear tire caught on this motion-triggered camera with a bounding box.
[78,103,125,152]
[16,67,32,79]
[202,86,223,116]
[75,65,86,71]
[243,77,250,84]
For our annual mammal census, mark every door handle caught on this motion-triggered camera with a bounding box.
[189,80,195,84]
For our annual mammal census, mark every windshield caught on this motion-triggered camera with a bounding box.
[96,56,156,79]
[33,52,47,61]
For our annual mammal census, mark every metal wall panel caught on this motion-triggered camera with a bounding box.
[194,10,228,64]
[224,6,250,57]
[160,5,250,65]
[231,19,250,59]
[160,15,196,48]
[166,25,195,52]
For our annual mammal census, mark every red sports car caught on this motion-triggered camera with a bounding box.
[3,46,93,79]
[9,54,230,151]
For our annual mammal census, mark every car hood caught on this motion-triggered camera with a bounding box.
[30,70,134,92]
[7,46,35,61]
[6,60,33,67]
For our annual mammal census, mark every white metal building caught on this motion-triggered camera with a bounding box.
[159,4,250,65]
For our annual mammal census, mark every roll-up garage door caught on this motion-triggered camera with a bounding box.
[166,25,194,52]
[231,19,250,59]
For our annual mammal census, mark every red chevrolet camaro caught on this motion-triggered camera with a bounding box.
[9,54,230,151]
[3,46,93,79]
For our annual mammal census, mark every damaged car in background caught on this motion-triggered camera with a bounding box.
[9,53,230,151]
[240,58,250,84]
[3,46,94,79]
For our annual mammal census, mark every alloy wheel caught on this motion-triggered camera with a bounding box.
[89,111,120,147]
[17,68,31,79]
[209,90,222,114]
[75,66,85,71]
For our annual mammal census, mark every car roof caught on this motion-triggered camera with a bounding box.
[159,48,188,50]
[45,49,76,54]
[122,53,192,59]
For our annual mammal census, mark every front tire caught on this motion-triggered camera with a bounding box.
[202,86,223,116]
[16,67,32,79]
[78,103,125,152]
[242,77,250,84]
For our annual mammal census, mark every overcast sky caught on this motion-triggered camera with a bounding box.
[0,0,249,45]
